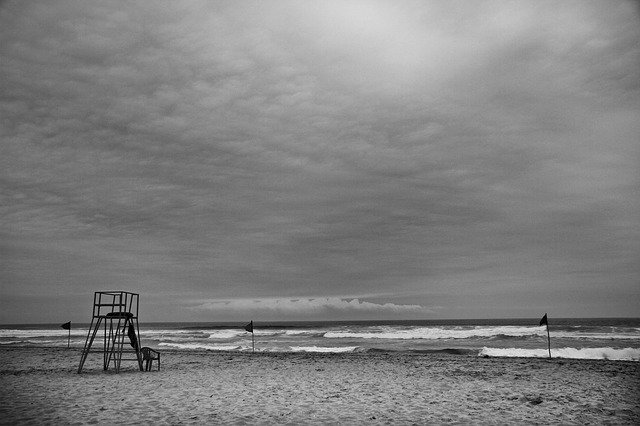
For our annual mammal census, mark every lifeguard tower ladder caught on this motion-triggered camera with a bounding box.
[78,291,143,373]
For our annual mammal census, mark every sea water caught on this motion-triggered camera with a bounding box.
[2,318,639,361]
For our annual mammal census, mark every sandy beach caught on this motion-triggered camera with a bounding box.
[1,347,639,424]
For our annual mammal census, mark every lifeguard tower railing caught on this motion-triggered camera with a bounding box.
[78,291,143,373]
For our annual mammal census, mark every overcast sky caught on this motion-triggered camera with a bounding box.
[1,0,639,324]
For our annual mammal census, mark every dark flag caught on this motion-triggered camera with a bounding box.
[128,323,139,349]
[244,321,255,352]
[61,321,71,349]
[539,313,551,359]
[539,313,548,326]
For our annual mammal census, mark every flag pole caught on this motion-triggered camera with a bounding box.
[540,313,551,359]
[61,321,71,349]
[244,321,255,353]
[546,321,551,360]
[539,313,551,359]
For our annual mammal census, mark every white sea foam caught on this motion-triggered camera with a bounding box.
[324,326,547,340]
[284,329,327,336]
[324,325,640,341]
[254,330,283,337]
[3,322,639,354]
[289,346,360,353]
[147,329,208,335]
[545,330,639,340]
[0,329,85,338]
[478,346,640,361]
[159,342,244,351]
[206,330,247,339]
[0,339,73,346]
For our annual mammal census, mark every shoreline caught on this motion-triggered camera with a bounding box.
[2,347,639,424]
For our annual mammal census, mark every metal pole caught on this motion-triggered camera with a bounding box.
[68,322,71,349]
[546,323,551,359]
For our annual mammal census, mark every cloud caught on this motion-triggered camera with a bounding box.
[194,297,430,320]
[1,0,639,321]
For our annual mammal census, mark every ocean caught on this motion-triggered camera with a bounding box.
[2,318,639,361]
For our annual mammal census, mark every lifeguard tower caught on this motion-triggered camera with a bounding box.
[78,291,143,373]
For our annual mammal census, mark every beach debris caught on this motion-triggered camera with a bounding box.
[523,395,544,405]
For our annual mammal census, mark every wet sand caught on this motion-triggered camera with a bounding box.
[1,347,639,424]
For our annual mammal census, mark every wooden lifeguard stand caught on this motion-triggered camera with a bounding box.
[78,291,143,373]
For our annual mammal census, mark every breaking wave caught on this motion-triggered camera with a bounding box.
[324,325,640,341]
[324,326,547,340]
[159,342,245,351]
[289,346,360,353]
[478,346,640,361]
[3,320,638,357]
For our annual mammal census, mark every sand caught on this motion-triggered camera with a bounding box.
[1,347,639,425]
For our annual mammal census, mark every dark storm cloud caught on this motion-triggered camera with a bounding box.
[1,0,639,322]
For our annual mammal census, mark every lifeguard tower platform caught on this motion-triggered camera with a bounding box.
[78,291,143,373]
